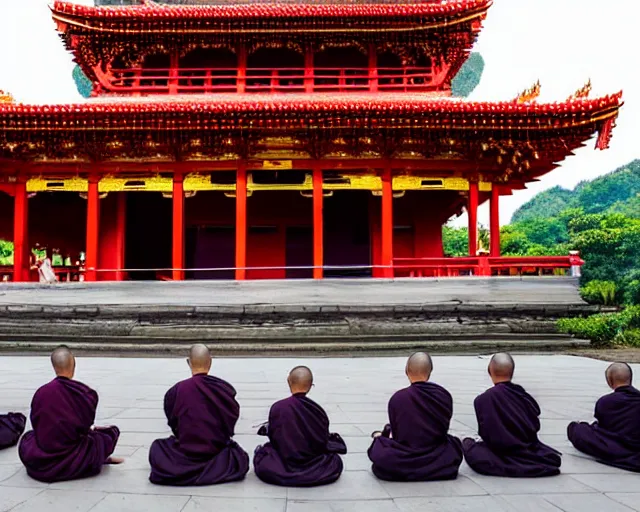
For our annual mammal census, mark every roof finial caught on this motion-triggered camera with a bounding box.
[516,80,541,103]
[570,79,592,100]
[0,90,14,104]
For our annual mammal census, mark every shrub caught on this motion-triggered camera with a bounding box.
[615,329,640,347]
[558,305,640,347]
[580,280,619,305]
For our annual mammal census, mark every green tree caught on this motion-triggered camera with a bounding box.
[72,65,93,99]
[442,226,468,257]
[451,53,485,98]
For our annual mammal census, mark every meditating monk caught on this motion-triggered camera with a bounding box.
[0,412,26,450]
[19,346,122,482]
[568,362,640,472]
[368,352,463,481]
[463,353,561,477]
[253,365,347,487]
[149,344,249,485]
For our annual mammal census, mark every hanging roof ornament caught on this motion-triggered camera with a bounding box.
[0,90,14,104]
[516,80,541,103]
[570,79,592,100]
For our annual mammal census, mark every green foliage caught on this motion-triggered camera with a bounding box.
[0,240,12,265]
[511,186,573,224]
[442,226,468,257]
[72,65,93,99]
[451,52,485,98]
[557,306,640,347]
[580,280,618,306]
[512,160,640,223]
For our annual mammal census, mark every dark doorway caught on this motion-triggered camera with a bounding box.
[323,191,371,277]
[286,226,313,279]
[125,193,171,280]
[187,226,235,280]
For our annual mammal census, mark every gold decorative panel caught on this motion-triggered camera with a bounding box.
[323,175,382,191]
[27,177,88,192]
[99,175,173,193]
[184,174,236,192]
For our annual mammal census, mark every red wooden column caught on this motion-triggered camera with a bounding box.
[12,181,29,282]
[114,193,127,281]
[85,176,100,282]
[312,166,323,279]
[172,174,185,281]
[235,163,247,280]
[169,52,179,94]
[467,181,479,256]
[304,44,314,93]
[490,184,501,257]
[237,44,247,94]
[368,43,378,92]
[381,167,394,278]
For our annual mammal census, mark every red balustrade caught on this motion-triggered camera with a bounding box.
[99,67,436,94]
[392,255,585,278]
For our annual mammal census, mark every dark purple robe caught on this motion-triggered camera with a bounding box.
[149,374,249,486]
[568,385,640,472]
[253,393,347,487]
[463,381,561,477]
[368,381,463,481]
[19,377,119,483]
[0,412,26,449]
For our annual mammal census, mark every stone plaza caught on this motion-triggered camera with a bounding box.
[1,354,639,511]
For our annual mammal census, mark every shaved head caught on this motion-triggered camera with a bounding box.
[288,366,313,394]
[606,362,633,389]
[489,353,515,383]
[51,345,75,378]
[406,352,433,382]
[188,344,212,375]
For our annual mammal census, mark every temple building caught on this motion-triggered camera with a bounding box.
[0,0,622,281]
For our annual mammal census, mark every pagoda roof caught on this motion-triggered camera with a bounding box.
[0,93,621,182]
[0,93,621,132]
[52,0,492,26]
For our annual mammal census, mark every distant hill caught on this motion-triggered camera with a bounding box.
[511,160,640,223]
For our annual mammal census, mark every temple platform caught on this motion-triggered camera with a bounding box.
[0,277,594,354]
[1,354,638,511]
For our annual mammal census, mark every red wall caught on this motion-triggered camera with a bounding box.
[98,193,126,280]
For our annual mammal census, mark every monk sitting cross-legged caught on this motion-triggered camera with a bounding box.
[0,412,26,450]
[567,362,640,472]
[463,353,562,477]
[148,344,249,486]
[368,352,463,481]
[253,366,347,487]
[19,346,122,483]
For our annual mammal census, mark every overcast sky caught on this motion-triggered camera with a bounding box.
[0,0,637,225]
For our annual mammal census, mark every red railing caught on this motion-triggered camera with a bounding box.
[100,67,435,94]
[0,266,85,283]
[393,255,585,278]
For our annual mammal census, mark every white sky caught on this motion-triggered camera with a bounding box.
[0,0,638,225]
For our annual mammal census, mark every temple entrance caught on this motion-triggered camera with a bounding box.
[285,226,313,279]
[324,191,371,277]
[186,226,235,280]
[125,193,171,280]
[185,191,236,280]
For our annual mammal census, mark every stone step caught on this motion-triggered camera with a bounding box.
[0,334,589,356]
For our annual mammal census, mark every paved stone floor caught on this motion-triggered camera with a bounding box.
[0,277,583,307]
[1,354,639,511]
